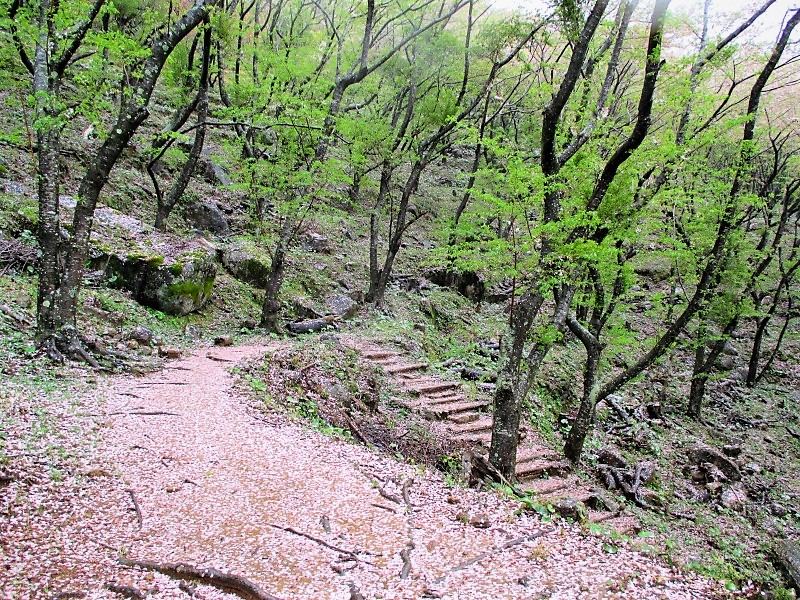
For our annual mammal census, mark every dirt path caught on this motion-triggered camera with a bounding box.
[3,345,727,599]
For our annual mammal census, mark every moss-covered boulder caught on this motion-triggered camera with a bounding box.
[220,240,271,289]
[80,203,217,315]
[97,249,216,316]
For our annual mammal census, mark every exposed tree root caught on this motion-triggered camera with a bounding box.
[105,582,146,599]
[399,548,412,579]
[117,556,281,600]
[125,488,143,530]
[0,303,32,328]
[40,325,134,369]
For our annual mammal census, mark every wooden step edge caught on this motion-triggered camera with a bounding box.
[426,394,468,406]
[385,362,429,374]
[407,382,462,396]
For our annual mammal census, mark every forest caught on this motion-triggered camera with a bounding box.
[1,0,800,597]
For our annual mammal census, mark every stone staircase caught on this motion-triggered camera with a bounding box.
[349,342,640,534]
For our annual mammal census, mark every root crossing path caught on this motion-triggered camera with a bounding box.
[18,345,724,599]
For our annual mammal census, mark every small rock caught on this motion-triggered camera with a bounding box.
[184,324,203,340]
[214,335,233,347]
[300,231,332,254]
[722,340,738,356]
[646,402,662,419]
[183,200,229,234]
[126,340,139,350]
[770,502,789,517]
[446,495,459,504]
[159,347,182,359]
[414,323,426,333]
[717,354,736,370]
[722,444,742,458]
[687,445,741,481]
[631,461,656,486]
[469,512,491,528]
[324,383,351,404]
[200,159,234,187]
[128,325,154,345]
[551,498,588,522]
[241,317,258,330]
[743,462,762,475]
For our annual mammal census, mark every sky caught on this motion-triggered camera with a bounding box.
[487,0,799,44]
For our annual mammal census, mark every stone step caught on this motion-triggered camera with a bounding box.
[385,363,429,375]
[450,417,493,434]
[454,430,492,444]
[449,412,481,425]
[426,388,465,400]
[363,350,398,360]
[407,381,462,396]
[516,459,571,481]
[522,477,572,496]
[516,447,559,465]
[426,394,468,406]
[589,515,641,536]
[426,400,490,420]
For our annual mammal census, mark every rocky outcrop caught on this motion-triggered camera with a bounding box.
[83,203,217,315]
[98,249,216,316]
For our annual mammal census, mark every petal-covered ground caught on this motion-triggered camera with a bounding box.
[1,345,728,599]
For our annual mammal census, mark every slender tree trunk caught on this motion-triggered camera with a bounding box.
[489,292,544,478]
[747,317,769,386]
[33,0,63,340]
[368,161,424,307]
[260,238,287,331]
[155,22,212,231]
[366,162,393,305]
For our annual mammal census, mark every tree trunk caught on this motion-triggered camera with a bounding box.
[746,316,768,387]
[488,292,544,479]
[368,161,424,307]
[564,339,601,463]
[154,22,212,231]
[260,239,287,331]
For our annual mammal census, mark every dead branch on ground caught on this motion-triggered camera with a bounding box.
[117,556,281,600]
[125,489,143,529]
[266,523,375,562]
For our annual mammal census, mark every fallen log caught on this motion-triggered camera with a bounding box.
[117,557,281,600]
[287,316,337,334]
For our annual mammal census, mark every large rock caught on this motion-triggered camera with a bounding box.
[425,268,485,301]
[83,203,216,315]
[325,295,358,319]
[687,445,741,482]
[777,541,800,590]
[99,249,216,316]
[220,241,271,288]
[199,159,233,187]
[184,200,229,234]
